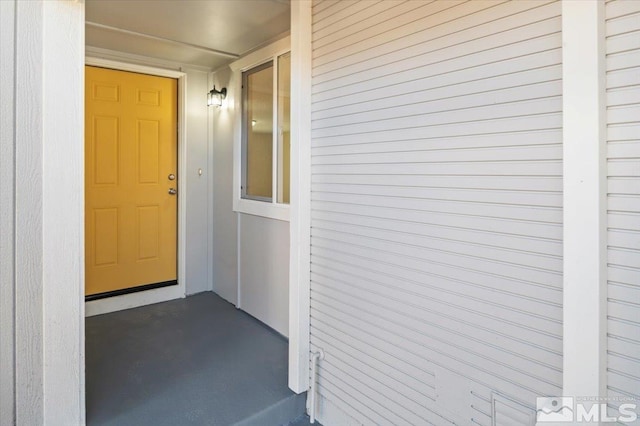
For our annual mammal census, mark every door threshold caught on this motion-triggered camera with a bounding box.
[85,282,184,317]
[86,280,178,302]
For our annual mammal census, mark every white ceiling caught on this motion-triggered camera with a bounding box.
[85,0,291,69]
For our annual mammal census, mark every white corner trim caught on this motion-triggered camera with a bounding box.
[288,0,312,394]
[42,2,86,423]
[84,57,188,315]
[13,1,86,424]
[561,0,607,402]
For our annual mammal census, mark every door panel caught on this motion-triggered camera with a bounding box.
[85,66,177,296]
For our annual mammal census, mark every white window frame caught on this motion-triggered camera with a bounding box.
[231,36,291,222]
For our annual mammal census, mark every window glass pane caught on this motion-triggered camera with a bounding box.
[244,63,273,200]
[277,52,291,204]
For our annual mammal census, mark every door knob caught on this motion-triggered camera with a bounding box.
[168,188,177,195]
[168,174,176,180]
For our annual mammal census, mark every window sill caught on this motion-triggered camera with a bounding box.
[233,198,290,222]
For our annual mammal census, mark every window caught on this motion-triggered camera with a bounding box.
[241,51,291,205]
[230,36,291,221]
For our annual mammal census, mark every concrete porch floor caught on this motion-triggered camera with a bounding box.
[86,292,312,425]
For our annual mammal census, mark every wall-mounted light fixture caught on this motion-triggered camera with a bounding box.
[207,86,227,107]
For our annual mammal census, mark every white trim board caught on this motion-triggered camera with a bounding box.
[561,0,607,401]
[84,57,187,317]
[43,3,86,422]
[288,0,312,394]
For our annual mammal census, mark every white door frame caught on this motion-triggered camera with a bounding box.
[84,57,188,316]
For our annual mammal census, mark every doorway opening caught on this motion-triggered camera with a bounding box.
[84,58,188,316]
[85,65,179,301]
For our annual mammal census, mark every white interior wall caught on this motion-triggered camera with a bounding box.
[239,214,290,336]
[211,65,291,337]
[183,65,213,295]
[210,67,239,305]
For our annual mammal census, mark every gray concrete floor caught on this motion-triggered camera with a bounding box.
[86,292,306,426]
[288,415,319,426]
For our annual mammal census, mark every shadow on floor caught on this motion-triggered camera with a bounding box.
[86,292,306,426]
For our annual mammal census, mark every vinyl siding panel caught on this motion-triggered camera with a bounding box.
[606,0,640,420]
[310,1,562,424]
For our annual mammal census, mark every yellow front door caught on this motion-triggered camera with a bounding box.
[85,66,178,297]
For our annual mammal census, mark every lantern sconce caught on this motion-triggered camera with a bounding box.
[207,86,227,107]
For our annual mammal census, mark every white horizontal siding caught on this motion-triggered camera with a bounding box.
[606,0,640,421]
[310,1,562,425]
